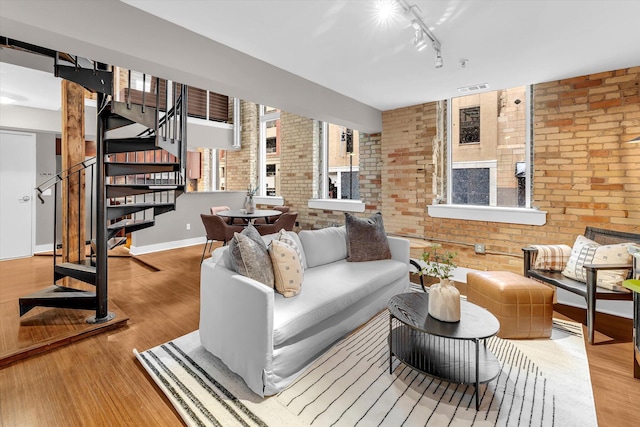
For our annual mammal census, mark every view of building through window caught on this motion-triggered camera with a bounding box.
[325,124,360,199]
[450,86,528,207]
[260,106,281,196]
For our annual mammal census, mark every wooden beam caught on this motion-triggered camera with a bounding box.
[61,80,85,264]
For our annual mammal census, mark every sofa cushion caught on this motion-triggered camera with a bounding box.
[269,239,303,297]
[345,212,391,262]
[298,227,347,268]
[271,258,406,346]
[228,224,274,287]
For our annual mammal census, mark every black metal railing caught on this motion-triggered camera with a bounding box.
[36,157,96,268]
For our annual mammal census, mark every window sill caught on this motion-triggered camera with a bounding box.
[308,199,366,213]
[427,204,547,226]
[254,196,285,206]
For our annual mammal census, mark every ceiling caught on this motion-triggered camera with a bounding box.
[123,0,640,111]
[0,61,62,111]
[1,0,639,131]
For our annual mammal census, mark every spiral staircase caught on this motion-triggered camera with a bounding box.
[15,44,188,323]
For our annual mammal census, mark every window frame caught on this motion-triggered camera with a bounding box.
[308,121,365,213]
[428,85,546,225]
[258,105,281,198]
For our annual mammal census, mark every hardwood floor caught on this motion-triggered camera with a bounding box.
[1,245,638,426]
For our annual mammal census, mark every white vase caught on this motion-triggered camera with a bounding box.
[428,278,461,322]
[245,195,255,214]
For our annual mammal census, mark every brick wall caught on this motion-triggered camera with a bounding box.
[381,103,438,237]
[226,101,258,191]
[379,66,639,273]
[224,67,638,273]
[232,109,384,231]
[277,112,317,230]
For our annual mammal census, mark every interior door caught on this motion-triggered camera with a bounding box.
[0,130,36,260]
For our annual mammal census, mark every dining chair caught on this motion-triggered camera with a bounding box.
[210,205,231,215]
[254,205,290,225]
[256,211,298,236]
[200,213,244,263]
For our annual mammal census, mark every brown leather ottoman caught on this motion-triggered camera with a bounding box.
[466,271,554,339]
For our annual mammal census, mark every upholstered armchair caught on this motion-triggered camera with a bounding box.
[200,213,244,263]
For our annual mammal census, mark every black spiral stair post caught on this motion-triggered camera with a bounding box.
[88,62,114,323]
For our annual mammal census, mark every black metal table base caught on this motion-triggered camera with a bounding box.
[389,320,500,410]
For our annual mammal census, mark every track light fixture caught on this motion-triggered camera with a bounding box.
[435,50,443,68]
[413,28,427,51]
[397,0,442,68]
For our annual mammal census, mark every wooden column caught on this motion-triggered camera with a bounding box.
[61,80,85,263]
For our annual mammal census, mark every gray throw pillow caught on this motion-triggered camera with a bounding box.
[228,224,274,287]
[345,212,392,262]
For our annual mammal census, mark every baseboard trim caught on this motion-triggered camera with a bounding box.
[129,237,205,255]
[34,244,54,254]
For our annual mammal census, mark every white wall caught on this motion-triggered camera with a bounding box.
[0,0,382,133]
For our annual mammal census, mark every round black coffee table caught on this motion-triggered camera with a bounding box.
[388,292,501,410]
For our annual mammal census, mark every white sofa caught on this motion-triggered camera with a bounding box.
[199,226,410,397]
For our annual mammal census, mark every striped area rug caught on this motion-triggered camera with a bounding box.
[135,311,596,427]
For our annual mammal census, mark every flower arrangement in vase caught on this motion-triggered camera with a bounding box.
[417,249,460,322]
[245,184,258,214]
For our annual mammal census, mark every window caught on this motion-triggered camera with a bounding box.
[266,137,277,154]
[186,147,224,192]
[319,123,360,200]
[459,106,480,143]
[428,85,546,225]
[450,86,530,208]
[265,164,277,196]
[259,105,281,196]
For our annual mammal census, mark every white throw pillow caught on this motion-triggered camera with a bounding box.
[561,235,633,292]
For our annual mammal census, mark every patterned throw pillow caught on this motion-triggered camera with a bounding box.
[228,224,274,288]
[345,212,391,262]
[530,244,572,271]
[269,239,303,297]
[561,235,633,292]
[276,229,306,270]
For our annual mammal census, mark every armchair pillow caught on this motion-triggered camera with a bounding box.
[561,235,634,292]
[530,244,572,271]
[345,212,391,262]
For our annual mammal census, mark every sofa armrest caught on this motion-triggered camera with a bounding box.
[388,236,410,265]
[199,260,274,396]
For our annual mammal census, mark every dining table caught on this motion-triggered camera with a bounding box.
[216,209,282,225]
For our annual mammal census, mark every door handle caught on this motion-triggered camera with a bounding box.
[19,196,31,202]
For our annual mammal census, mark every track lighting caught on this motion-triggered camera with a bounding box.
[397,0,443,68]
[435,50,443,68]
[414,29,427,51]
